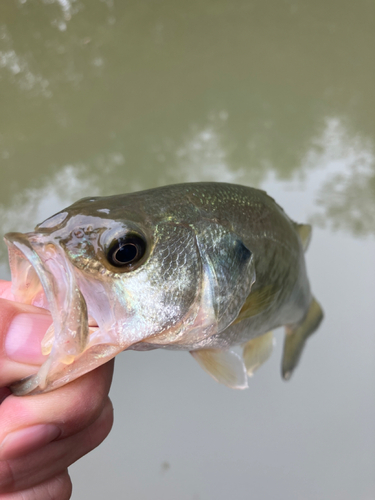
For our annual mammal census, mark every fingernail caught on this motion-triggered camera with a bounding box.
[5,313,52,365]
[0,424,61,460]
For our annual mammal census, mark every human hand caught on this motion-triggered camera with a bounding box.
[0,280,114,499]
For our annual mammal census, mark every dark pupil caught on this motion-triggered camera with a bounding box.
[114,243,138,264]
[108,234,146,268]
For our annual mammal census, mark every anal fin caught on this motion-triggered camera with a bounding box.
[190,348,248,389]
[282,297,324,380]
[243,331,274,376]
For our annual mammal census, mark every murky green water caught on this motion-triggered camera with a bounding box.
[1,1,374,499]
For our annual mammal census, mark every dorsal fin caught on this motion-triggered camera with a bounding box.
[294,223,312,252]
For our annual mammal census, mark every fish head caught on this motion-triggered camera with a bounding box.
[4,192,255,395]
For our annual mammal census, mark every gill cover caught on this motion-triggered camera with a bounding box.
[141,221,255,348]
[194,221,255,333]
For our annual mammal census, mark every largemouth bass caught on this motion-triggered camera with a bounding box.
[4,183,323,395]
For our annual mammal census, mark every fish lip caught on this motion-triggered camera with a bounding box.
[4,231,90,376]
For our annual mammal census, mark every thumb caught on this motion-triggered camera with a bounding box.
[0,297,52,387]
[0,279,14,300]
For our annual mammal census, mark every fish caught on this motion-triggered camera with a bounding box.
[4,182,323,396]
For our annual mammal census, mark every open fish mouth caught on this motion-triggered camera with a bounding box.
[4,231,96,395]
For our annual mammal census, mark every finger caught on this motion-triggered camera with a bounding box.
[0,359,114,460]
[0,469,72,500]
[0,282,13,302]
[0,398,113,495]
[0,298,52,386]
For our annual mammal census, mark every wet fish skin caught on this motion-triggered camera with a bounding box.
[4,183,323,395]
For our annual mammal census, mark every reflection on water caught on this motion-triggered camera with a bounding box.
[0,25,51,97]
[0,0,374,204]
[308,119,375,236]
[168,112,258,185]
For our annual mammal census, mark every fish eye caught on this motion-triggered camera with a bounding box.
[107,234,146,269]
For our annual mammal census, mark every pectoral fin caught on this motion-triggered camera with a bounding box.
[190,348,248,389]
[243,331,274,376]
[282,297,323,380]
[234,285,279,324]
